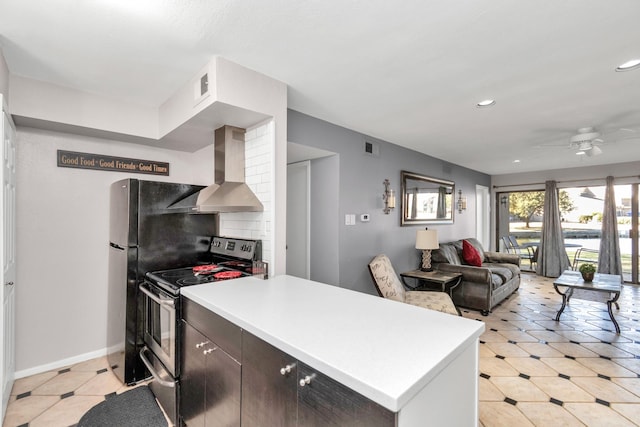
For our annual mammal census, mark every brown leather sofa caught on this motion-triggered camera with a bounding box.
[432,238,520,315]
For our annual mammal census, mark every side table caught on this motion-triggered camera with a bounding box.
[400,269,463,298]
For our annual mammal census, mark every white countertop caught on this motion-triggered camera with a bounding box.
[181,275,485,412]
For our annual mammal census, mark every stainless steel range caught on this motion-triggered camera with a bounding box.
[139,236,265,425]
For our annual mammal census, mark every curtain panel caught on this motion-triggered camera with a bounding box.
[536,180,570,277]
[598,176,623,281]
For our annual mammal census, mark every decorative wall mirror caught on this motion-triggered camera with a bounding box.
[401,170,454,225]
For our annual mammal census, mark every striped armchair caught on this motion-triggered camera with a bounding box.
[368,254,459,316]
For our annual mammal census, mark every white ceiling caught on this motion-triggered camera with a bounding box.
[1,0,640,175]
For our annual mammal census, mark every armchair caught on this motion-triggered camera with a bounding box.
[368,254,459,316]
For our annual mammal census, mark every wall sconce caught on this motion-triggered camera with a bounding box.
[415,228,439,271]
[382,179,395,214]
[456,189,467,213]
[500,195,508,207]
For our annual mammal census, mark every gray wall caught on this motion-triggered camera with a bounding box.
[310,154,340,285]
[288,109,491,295]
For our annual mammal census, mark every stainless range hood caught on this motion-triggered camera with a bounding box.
[197,125,264,213]
[171,125,264,213]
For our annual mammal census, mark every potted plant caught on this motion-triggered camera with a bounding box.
[579,263,596,282]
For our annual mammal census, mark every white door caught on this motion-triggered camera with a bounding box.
[0,96,16,418]
[286,161,310,279]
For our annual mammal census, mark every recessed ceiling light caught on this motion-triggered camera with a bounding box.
[513,159,520,163]
[616,59,640,72]
[476,99,496,107]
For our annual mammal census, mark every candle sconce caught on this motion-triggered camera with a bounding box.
[456,189,467,214]
[382,179,396,214]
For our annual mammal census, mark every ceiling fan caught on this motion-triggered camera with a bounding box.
[533,123,640,157]
[569,127,604,157]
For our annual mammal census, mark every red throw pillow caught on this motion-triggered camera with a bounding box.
[462,240,482,267]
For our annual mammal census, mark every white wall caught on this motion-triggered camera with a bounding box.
[15,128,215,376]
[0,49,8,101]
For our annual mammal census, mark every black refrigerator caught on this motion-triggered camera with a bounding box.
[107,178,218,384]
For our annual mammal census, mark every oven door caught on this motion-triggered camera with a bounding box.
[139,282,178,377]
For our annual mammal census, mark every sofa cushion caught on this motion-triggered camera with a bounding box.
[484,263,514,282]
[432,244,462,265]
[490,274,503,289]
[462,240,482,267]
[463,238,486,262]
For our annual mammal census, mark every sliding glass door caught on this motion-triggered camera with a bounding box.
[497,184,639,283]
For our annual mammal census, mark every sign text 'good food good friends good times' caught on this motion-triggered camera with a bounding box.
[57,150,169,176]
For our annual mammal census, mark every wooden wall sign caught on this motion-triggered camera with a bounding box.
[57,150,170,176]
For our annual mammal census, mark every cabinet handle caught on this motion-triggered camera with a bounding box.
[195,341,209,349]
[280,363,296,376]
[203,347,217,355]
[299,374,316,387]
[4,282,13,287]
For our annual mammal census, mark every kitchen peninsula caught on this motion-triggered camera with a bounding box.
[181,275,484,426]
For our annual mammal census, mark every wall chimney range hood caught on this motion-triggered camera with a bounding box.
[197,125,263,213]
[171,125,264,213]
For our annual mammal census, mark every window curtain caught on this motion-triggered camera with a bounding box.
[437,186,446,218]
[598,176,623,280]
[536,180,570,277]
[411,188,418,219]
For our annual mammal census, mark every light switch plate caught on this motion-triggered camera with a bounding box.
[345,214,356,225]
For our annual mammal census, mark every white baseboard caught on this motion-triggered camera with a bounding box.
[15,348,109,379]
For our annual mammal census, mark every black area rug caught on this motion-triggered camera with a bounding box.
[78,385,168,427]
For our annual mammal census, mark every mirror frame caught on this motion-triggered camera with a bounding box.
[400,170,455,226]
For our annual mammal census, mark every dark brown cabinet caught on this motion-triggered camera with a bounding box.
[181,299,242,427]
[241,332,396,427]
[297,362,396,427]
[182,299,395,426]
[241,332,297,426]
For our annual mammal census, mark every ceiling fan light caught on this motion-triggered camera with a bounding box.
[616,59,640,72]
[576,150,586,155]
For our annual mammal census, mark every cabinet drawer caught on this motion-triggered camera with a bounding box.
[298,362,397,427]
[182,297,242,361]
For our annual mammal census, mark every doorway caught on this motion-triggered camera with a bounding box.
[286,161,310,279]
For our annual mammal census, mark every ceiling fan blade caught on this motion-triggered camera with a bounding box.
[585,146,603,156]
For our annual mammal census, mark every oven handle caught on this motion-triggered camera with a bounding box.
[140,346,175,388]
[139,283,175,308]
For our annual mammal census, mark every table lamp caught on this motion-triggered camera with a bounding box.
[415,228,439,271]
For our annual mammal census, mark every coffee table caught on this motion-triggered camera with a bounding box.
[553,270,622,333]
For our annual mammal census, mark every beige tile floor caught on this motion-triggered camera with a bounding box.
[2,272,640,426]
[2,356,156,427]
[468,273,640,427]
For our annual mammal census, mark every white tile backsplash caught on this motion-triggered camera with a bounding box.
[219,120,273,264]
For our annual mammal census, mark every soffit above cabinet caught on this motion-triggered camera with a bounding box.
[9,57,280,152]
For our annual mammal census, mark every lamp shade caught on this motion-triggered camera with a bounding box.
[415,229,439,250]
